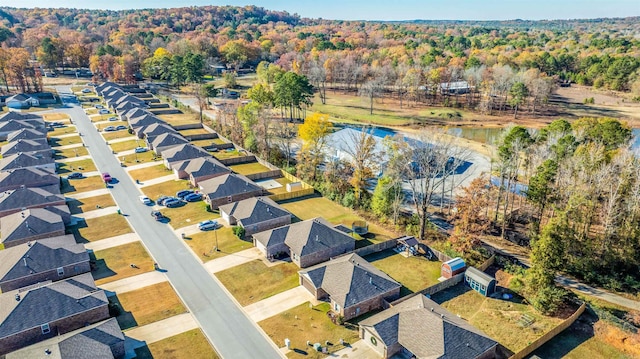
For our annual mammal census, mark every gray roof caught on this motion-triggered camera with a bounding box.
[0,167,59,191]
[143,123,177,139]
[0,235,88,283]
[129,114,163,129]
[0,120,36,133]
[177,157,230,178]
[5,318,124,359]
[0,112,42,122]
[299,253,401,308]
[162,143,209,164]
[0,152,54,171]
[359,295,497,359]
[124,108,150,121]
[0,273,107,339]
[1,139,50,157]
[219,196,290,227]
[0,208,65,246]
[8,94,32,102]
[151,132,188,150]
[0,186,65,213]
[253,217,355,257]
[198,173,263,199]
[464,267,495,287]
[7,128,47,142]
[96,82,121,94]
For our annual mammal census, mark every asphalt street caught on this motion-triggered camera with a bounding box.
[55,87,283,359]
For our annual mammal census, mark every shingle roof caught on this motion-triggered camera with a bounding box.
[252,225,289,248]
[0,235,88,282]
[299,253,401,308]
[162,143,209,164]
[359,295,498,359]
[0,273,108,339]
[0,120,36,133]
[0,186,65,213]
[124,108,150,121]
[0,167,59,191]
[129,114,163,129]
[96,82,121,94]
[7,128,47,142]
[180,157,230,178]
[464,267,495,287]
[143,123,176,138]
[0,208,65,246]
[219,196,290,227]
[0,112,42,122]
[8,94,32,102]
[151,132,188,150]
[5,318,124,359]
[1,139,50,156]
[198,173,263,199]
[0,152,54,171]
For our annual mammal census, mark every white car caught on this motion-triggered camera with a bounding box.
[134,147,148,153]
[139,195,152,205]
[99,109,110,114]
[198,220,219,231]
[95,104,103,109]
[108,117,118,121]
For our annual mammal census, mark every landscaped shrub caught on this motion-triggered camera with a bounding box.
[232,226,245,239]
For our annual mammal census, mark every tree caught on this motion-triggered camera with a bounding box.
[237,102,260,152]
[509,81,529,119]
[224,71,237,89]
[359,78,385,115]
[273,121,297,169]
[342,128,381,207]
[221,40,249,71]
[372,176,402,220]
[183,52,204,83]
[297,112,332,180]
[308,59,327,104]
[247,83,274,106]
[273,71,313,120]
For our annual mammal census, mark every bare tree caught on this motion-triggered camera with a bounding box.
[308,58,328,104]
[342,128,382,206]
[272,120,298,168]
[359,77,385,115]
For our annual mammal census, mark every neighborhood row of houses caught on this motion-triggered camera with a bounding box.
[0,111,125,358]
[96,82,500,359]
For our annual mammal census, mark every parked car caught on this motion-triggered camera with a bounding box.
[151,210,165,221]
[99,109,110,114]
[164,198,185,208]
[176,190,194,199]
[50,121,64,127]
[81,88,92,93]
[66,172,83,179]
[184,193,202,202]
[134,147,148,153]
[115,125,127,130]
[95,104,103,109]
[198,220,219,231]
[101,172,112,183]
[139,195,152,205]
[108,117,118,121]
[103,126,116,132]
[156,195,170,205]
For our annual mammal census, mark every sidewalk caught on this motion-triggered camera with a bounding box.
[85,233,140,252]
[123,313,199,358]
[108,136,138,144]
[204,247,263,272]
[73,206,118,220]
[125,160,164,172]
[57,154,92,163]
[324,340,376,359]
[66,188,110,200]
[138,174,175,187]
[99,270,167,294]
[244,286,315,322]
[55,143,84,150]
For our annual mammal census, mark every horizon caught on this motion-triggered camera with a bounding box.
[0,1,638,21]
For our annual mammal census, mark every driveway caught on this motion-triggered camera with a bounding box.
[203,247,263,272]
[55,86,283,358]
[244,286,315,322]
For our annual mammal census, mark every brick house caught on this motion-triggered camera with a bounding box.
[0,208,66,249]
[0,273,110,356]
[149,132,189,154]
[173,157,231,186]
[0,152,55,172]
[0,167,59,192]
[219,196,291,235]
[162,144,210,170]
[198,173,264,209]
[0,186,66,217]
[299,253,401,320]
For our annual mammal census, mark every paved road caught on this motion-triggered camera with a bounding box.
[55,87,283,359]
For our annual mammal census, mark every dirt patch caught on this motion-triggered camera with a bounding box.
[594,320,640,357]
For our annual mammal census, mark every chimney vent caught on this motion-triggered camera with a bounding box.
[15,294,20,301]
[23,257,27,267]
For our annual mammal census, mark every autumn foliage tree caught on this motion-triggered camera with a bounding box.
[297,112,332,180]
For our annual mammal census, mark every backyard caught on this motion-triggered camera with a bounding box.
[179,128,210,136]
[229,161,271,176]
[158,113,200,126]
[67,194,116,214]
[72,213,133,242]
[364,249,442,296]
[259,302,360,359]
[109,282,186,330]
[134,329,219,359]
[184,226,249,262]
[91,241,154,285]
[61,175,106,194]
[215,260,300,306]
[129,164,173,182]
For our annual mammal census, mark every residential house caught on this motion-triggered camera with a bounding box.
[0,186,66,217]
[173,156,230,186]
[5,318,125,359]
[129,114,164,131]
[0,120,44,141]
[115,100,146,115]
[96,82,121,95]
[299,253,401,320]
[0,112,43,123]
[142,123,177,142]
[149,132,188,154]
[0,208,66,249]
[0,152,55,172]
[219,196,291,235]
[252,217,356,268]
[161,143,209,169]
[1,139,51,157]
[198,173,264,209]
[7,128,47,142]
[0,235,90,292]
[325,127,388,176]
[6,94,39,109]
[0,167,59,192]
[359,294,498,359]
[123,108,150,122]
[0,273,109,356]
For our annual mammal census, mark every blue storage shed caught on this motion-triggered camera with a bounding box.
[465,266,496,297]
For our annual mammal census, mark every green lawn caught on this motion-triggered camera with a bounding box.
[179,128,209,136]
[212,149,243,161]
[72,213,133,242]
[67,194,116,214]
[118,150,158,165]
[141,179,193,200]
[48,125,78,137]
[229,162,271,176]
[185,226,250,262]
[110,139,142,153]
[57,158,97,173]
[163,201,216,229]
[216,260,300,306]
[91,242,154,285]
[85,108,98,115]
[134,329,219,359]
[259,302,360,358]
[158,113,200,126]
[102,131,135,141]
[129,164,173,182]
[50,135,83,147]
[61,175,106,194]
[42,113,71,121]
[54,146,88,159]
[110,282,186,330]
[212,138,228,145]
[364,250,442,296]
[189,139,216,148]
[279,196,397,244]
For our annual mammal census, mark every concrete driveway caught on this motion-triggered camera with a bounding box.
[244,286,316,322]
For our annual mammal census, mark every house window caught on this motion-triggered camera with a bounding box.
[41,323,50,334]
[57,267,64,277]
[334,302,340,312]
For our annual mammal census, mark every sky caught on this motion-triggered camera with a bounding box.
[0,0,638,21]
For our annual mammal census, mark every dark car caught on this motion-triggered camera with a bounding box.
[67,172,83,179]
[116,125,127,131]
[156,195,170,205]
[151,210,165,221]
[164,198,185,208]
[176,190,194,199]
[183,193,202,202]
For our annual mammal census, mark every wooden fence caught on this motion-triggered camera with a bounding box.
[354,239,398,257]
[478,255,496,271]
[509,302,587,359]
[268,188,315,201]
[246,170,283,181]
[218,155,257,166]
[172,123,202,131]
[429,247,453,263]
[390,273,465,306]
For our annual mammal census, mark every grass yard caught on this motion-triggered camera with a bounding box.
[364,250,442,296]
[229,161,271,176]
[211,149,242,160]
[85,108,98,115]
[57,158,97,173]
[179,128,210,136]
[141,179,192,200]
[431,284,563,352]
[185,226,249,262]
[54,145,88,159]
[129,164,173,181]
[67,194,115,214]
[91,114,116,122]
[158,113,200,126]
[163,201,215,229]
[189,139,215,148]
[110,139,142,153]
[109,282,186,330]
[259,302,360,358]
[42,113,70,121]
[48,125,77,137]
[97,121,128,130]
[73,213,133,242]
[134,329,219,359]
[118,150,158,165]
[279,195,397,244]
[50,135,83,147]
[61,175,106,194]
[91,242,154,285]
[215,260,300,306]
[212,138,228,145]
[102,131,135,141]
